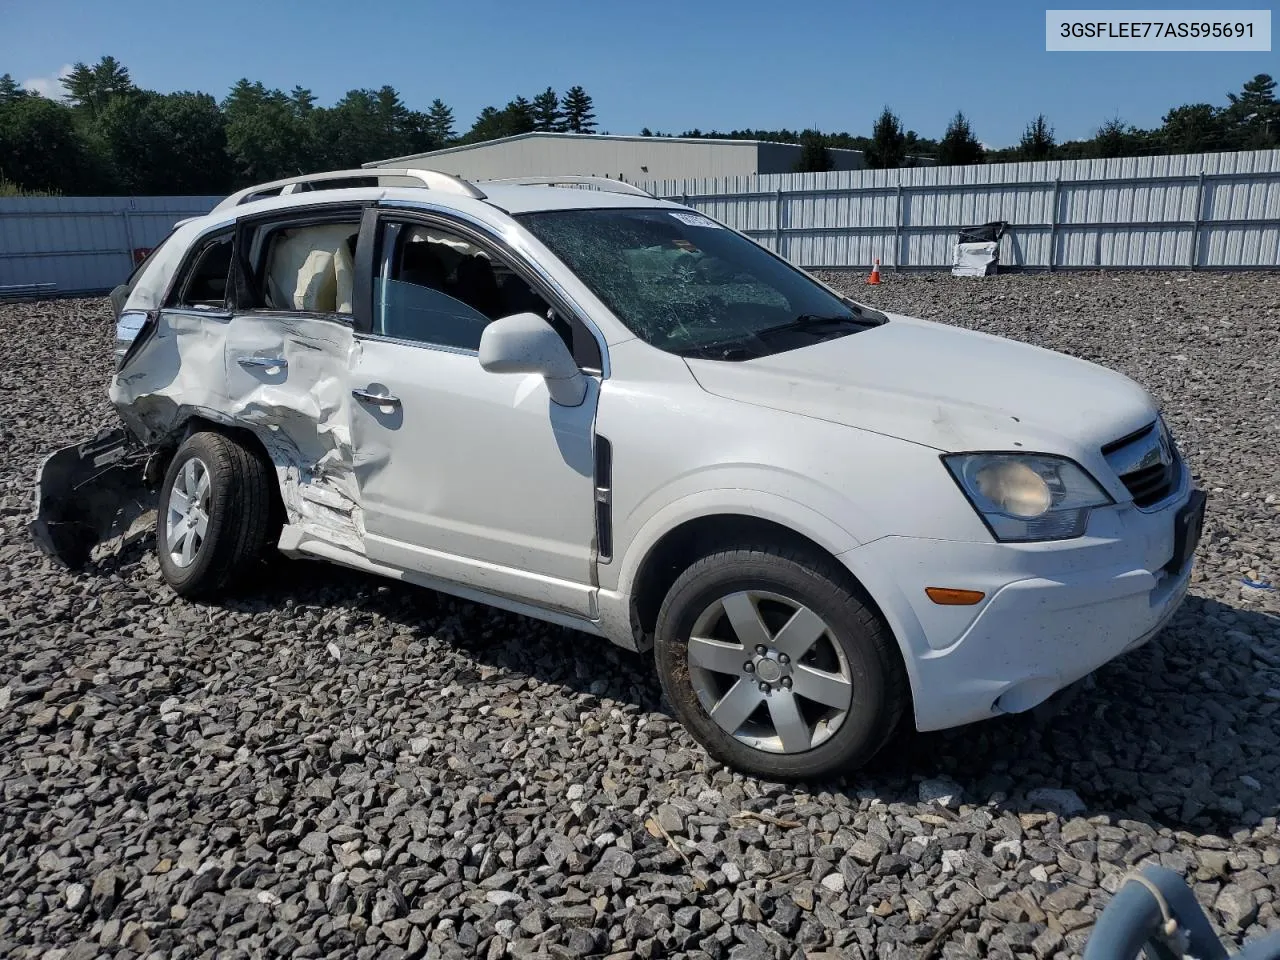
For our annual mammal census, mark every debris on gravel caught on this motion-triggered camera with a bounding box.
[1,274,1278,960]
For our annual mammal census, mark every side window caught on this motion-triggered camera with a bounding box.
[374,221,556,352]
[247,219,361,315]
[172,233,233,309]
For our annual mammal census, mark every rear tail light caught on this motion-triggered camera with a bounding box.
[115,310,148,367]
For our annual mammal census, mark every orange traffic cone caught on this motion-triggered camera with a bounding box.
[867,258,882,285]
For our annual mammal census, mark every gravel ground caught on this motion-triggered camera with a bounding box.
[1,273,1278,960]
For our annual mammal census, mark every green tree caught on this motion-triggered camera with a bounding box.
[60,56,133,116]
[223,79,315,183]
[310,88,415,168]
[937,111,984,165]
[426,98,455,143]
[463,106,507,143]
[1018,114,1055,161]
[1226,73,1277,147]
[290,86,316,116]
[0,73,29,104]
[866,107,906,168]
[1160,103,1227,154]
[503,96,535,135]
[1092,115,1144,158]
[96,91,231,194]
[461,98,543,144]
[531,87,562,132]
[794,130,833,172]
[561,86,596,133]
[0,94,100,192]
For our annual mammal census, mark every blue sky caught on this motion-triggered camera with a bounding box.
[3,0,1274,147]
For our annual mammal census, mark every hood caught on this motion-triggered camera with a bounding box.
[685,312,1157,455]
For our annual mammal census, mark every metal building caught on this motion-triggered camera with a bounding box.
[364,132,871,183]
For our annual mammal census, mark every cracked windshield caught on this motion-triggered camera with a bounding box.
[519,208,878,358]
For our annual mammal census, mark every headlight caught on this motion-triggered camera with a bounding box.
[944,453,1113,542]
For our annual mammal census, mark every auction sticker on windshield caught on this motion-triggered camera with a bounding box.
[669,212,723,229]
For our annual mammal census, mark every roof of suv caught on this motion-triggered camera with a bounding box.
[475,184,679,214]
[124,174,683,313]
[225,183,676,219]
[204,168,678,226]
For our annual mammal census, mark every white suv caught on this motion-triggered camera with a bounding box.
[32,168,1206,779]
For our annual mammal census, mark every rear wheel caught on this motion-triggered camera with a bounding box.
[156,431,275,598]
[654,544,907,780]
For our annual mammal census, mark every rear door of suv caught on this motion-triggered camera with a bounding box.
[223,204,366,554]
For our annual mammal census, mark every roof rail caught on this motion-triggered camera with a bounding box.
[480,176,656,199]
[212,168,487,212]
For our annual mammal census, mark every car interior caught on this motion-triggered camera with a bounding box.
[378,226,575,351]
[261,223,360,314]
[179,237,233,308]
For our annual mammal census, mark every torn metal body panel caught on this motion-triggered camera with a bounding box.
[30,426,158,569]
[222,313,362,553]
[111,305,364,555]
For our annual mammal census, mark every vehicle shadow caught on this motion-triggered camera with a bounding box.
[89,543,1279,835]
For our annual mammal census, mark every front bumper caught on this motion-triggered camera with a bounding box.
[840,483,1203,732]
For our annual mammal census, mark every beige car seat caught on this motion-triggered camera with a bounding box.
[266,225,357,313]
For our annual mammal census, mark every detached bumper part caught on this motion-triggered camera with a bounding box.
[30,427,156,569]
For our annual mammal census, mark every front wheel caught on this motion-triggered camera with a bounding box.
[654,544,908,780]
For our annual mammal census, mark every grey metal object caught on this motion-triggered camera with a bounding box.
[213,168,487,211]
[1083,865,1280,960]
[687,590,852,754]
[165,456,210,568]
[479,176,656,198]
[237,355,288,371]
[0,281,57,299]
[351,388,401,407]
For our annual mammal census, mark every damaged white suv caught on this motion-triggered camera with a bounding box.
[32,168,1205,779]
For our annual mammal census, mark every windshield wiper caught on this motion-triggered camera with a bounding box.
[673,313,876,362]
[672,343,761,361]
[751,313,866,340]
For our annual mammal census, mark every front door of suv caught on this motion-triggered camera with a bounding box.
[346,210,603,617]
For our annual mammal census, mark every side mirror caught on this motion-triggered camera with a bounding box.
[478,312,587,407]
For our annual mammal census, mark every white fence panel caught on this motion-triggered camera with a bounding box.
[0,196,221,295]
[3,150,1280,296]
[639,148,1280,270]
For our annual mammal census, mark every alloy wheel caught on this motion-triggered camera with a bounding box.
[686,590,853,754]
[165,457,211,568]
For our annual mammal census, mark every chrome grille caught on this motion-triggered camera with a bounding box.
[1103,419,1180,508]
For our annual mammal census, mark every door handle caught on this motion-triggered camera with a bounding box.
[238,355,288,369]
[352,388,402,407]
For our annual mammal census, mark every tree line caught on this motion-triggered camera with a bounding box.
[645,73,1278,172]
[1,56,1275,195]
[0,56,598,196]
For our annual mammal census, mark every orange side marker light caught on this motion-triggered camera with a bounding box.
[925,587,986,606]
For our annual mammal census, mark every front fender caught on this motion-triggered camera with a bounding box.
[607,483,863,597]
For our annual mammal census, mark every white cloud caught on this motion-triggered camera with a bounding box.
[23,64,74,100]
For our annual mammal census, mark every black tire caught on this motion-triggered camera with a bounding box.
[156,430,276,599]
[654,543,909,780]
